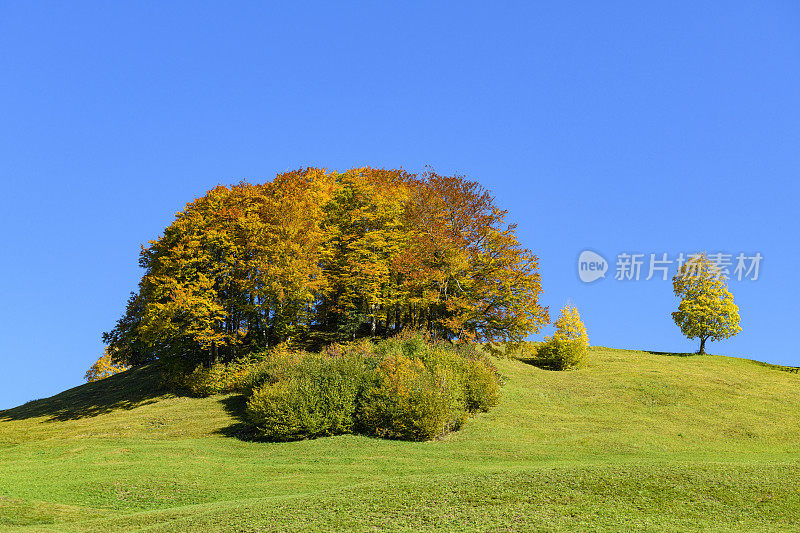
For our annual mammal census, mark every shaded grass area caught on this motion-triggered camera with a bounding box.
[212,394,262,441]
[1,346,799,531]
[644,350,697,357]
[0,365,165,422]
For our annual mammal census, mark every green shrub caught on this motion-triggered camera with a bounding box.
[175,361,259,397]
[462,359,500,412]
[180,363,230,396]
[234,347,302,395]
[359,355,467,441]
[535,338,587,371]
[400,332,430,359]
[245,354,363,441]
[236,336,502,442]
[163,344,304,398]
[411,344,500,414]
[374,330,431,360]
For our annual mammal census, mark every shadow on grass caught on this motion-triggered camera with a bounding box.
[515,357,563,371]
[750,360,800,374]
[0,364,168,422]
[644,350,698,358]
[213,394,264,442]
[517,347,701,369]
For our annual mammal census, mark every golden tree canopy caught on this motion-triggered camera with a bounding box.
[672,254,741,354]
[104,167,549,366]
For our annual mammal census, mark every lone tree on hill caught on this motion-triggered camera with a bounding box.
[671,254,741,354]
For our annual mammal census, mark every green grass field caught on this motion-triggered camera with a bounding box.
[1,347,798,532]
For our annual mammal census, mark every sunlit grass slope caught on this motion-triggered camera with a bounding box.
[1,347,798,531]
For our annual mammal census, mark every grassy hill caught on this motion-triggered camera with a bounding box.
[1,347,798,532]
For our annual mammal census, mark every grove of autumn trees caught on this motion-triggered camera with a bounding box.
[104,167,549,368]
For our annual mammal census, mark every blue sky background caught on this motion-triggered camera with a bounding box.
[1,1,798,409]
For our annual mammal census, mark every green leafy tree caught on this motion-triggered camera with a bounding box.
[672,253,741,354]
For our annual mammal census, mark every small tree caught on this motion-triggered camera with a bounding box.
[536,305,589,370]
[672,254,741,354]
[85,349,130,382]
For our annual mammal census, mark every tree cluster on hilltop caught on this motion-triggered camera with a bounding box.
[104,167,549,367]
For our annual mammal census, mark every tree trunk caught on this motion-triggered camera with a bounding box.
[699,337,707,355]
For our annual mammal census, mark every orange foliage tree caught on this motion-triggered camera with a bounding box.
[104,167,548,367]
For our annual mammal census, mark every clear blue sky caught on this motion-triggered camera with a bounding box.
[1,2,798,409]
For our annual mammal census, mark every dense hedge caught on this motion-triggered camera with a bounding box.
[174,333,500,441]
[246,354,368,440]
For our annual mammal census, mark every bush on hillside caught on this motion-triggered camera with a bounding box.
[179,364,229,396]
[536,305,589,371]
[536,338,587,371]
[462,359,500,412]
[373,332,500,413]
[233,346,302,395]
[166,344,302,397]
[359,355,467,441]
[245,354,365,440]
[164,332,502,441]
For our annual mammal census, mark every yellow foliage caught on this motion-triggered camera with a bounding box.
[550,305,590,347]
[672,253,741,354]
[536,305,589,370]
[85,350,130,382]
[106,167,549,367]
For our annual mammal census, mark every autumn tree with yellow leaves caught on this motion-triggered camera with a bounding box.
[104,167,548,368]
[672,254,741,354]
[535,304,589,370]
[85,349,130,382]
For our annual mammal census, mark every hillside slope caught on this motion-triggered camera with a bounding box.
[1,347,798,531]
